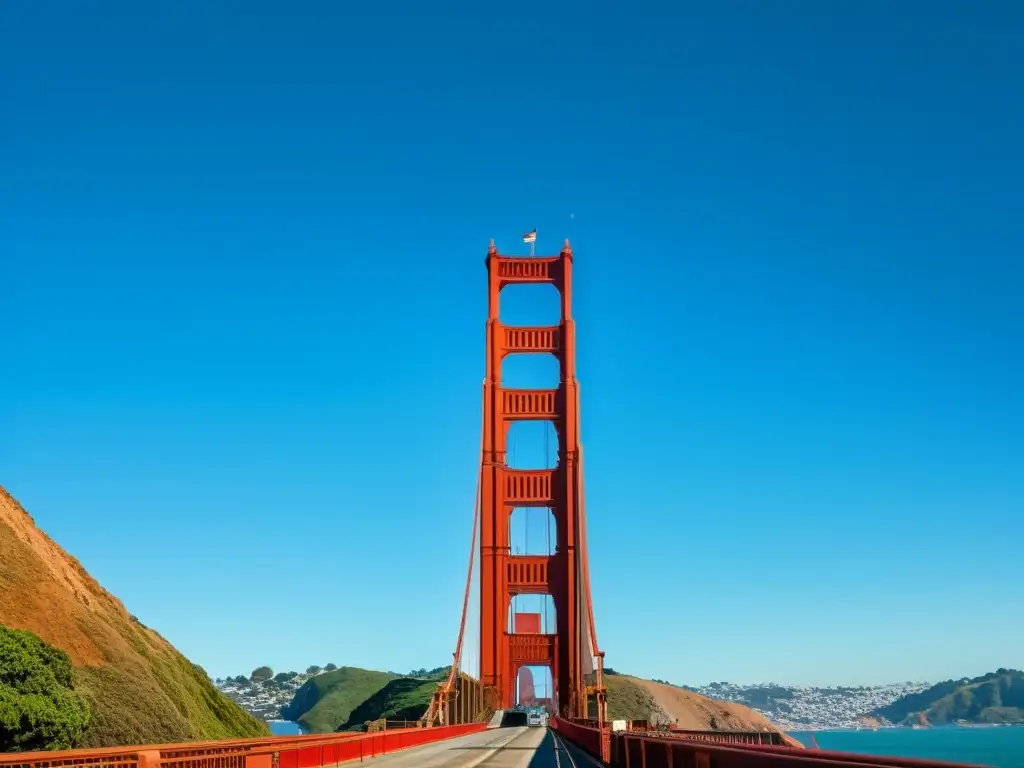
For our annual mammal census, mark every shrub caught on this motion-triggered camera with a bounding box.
[0,625,91,752]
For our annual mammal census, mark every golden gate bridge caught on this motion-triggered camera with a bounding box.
[0,240,986,768]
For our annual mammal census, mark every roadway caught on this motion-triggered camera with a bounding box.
[359,726,599,768]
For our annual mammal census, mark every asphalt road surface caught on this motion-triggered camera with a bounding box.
[360,726,599,768]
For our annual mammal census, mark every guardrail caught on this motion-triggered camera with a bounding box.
[566,718,785,745]
[0,723,488,768]
[641,729,787,745]
[551,718,992,768]
[552,717,610,761]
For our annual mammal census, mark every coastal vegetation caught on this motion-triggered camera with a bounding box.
[0,625,91,752]
[279,667,399,733]
[0,484,269,750]
[873,669,1024,725]
[340,676,443,729]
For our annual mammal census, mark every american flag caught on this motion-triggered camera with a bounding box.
[522,229,537,243]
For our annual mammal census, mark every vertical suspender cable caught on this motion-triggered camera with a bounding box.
[512,431,518,627]
[545,419,552,633]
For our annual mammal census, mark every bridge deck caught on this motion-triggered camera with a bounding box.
[363,727,589,768]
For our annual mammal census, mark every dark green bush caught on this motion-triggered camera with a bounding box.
[0,625,91,752]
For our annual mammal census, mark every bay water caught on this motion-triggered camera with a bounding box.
[791,728,1023,767]
[268,720,307,736]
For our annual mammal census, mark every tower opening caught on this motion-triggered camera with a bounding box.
[509,506,557,557]
[507,593,556,635]
[498,282,561,327]
[500,353,560,390]
[505,420,559,470]
[516,665,554,710]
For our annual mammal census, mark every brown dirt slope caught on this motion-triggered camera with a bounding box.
[607,676,802,747]
[0,483,270,747]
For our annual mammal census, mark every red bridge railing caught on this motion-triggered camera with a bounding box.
[561,718,788,745]
[642,729,787,745]
[551,718,992,768]
[0,724,487,768]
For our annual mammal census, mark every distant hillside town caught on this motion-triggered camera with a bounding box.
[684,681,931,730]
[215,667,321,721]
[215,665,448,723]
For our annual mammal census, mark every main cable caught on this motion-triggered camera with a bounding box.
[430,380,486,723]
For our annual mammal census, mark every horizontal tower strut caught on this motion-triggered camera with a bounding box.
[501,325,562,355]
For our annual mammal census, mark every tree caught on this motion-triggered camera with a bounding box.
[306,665,322,676]
[250,666,273,682]
[273,672,296,683]
[0,624,91,752]
[324,663,338,672]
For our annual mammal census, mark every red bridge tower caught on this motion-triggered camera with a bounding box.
[479,239,606,720]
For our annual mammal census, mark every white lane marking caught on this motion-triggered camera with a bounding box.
[552,731,603,768]
[461,727,530,768]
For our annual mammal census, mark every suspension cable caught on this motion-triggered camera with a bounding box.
[575,384,601,659]
[431,380,486,718]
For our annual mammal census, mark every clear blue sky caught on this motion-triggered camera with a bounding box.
[2,1,1021,688]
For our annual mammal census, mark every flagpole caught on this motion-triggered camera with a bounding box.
[523,228,537,256]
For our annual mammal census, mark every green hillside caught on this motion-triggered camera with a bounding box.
[1,485,269,749]
[287,667,759,732]
[337,670,666,729]
[75,651,269,746]
[280,667,398,733]
[873,669,1024,725]
[0,615,268,751]
[340,678,440,729]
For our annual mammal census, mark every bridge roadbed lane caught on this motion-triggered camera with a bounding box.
[352,726,547,768]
